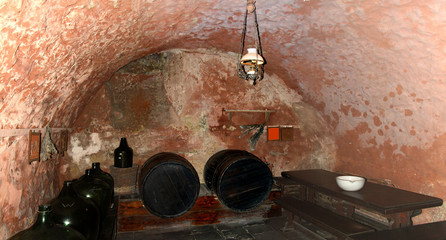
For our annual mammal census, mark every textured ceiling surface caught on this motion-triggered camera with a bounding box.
[1,0,445,147]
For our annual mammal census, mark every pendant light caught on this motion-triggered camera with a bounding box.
[237,0,266,85]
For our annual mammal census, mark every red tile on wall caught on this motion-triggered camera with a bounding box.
[267,127,280,141]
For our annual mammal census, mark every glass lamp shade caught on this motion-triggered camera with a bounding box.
[247,66,256,75]
[241,48,264,66]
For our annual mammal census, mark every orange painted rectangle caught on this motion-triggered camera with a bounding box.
[267,127,280,141]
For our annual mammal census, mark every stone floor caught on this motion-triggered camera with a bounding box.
[116,216,324,240]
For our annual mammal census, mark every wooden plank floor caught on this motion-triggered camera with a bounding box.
[117,191,282,232]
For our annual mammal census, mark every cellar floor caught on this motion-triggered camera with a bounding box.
[116,215,322,240]
[115,185,323,240]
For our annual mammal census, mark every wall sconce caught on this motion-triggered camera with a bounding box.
[237,0,265,86]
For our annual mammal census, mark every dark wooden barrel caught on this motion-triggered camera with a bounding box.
[203,149,273,212]
[138,152,200,218]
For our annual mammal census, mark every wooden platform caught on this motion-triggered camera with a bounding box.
[117,191,281,232]
[275,196,374,239]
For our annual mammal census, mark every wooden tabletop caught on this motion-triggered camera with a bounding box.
[282,169,443,215]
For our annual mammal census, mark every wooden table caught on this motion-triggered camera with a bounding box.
[281,169,443,230]
[349,220,446,240]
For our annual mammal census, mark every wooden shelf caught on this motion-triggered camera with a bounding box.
[223,108,275,123]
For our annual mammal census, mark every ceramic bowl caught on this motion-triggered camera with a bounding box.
[336,175,366,191]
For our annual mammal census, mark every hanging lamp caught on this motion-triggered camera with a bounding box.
[237,0,266,85]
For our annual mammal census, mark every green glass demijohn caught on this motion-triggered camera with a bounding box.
[114,138,133,168]
[8,204,86,240]
[50,181,101,240]
[90,162,114,190]
[90,162,114,203]
[73,169,112,220]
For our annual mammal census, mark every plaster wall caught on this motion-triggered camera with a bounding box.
[292,1,446,224]
[67,49,336,182]
[0,133,64,238]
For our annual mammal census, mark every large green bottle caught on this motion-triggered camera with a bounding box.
[90,162,114,203]
[50,181,100,240]
[73,169,112,220]
[8,205,86,240]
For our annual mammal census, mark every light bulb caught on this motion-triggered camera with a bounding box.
[247,66,256,75]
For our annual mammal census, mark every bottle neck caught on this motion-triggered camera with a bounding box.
[59,181,77,198]
[119,138,129,148]
[34,205,53,226]
[36,212,50,225]
[92,162,100,170]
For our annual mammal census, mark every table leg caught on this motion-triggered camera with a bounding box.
[284,210,295,230]
[306,187,316,203]
[387,211,413,229]
[335,200,355,218]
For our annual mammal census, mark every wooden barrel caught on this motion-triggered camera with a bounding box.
[138,152,200,218]
[204,149,273,212]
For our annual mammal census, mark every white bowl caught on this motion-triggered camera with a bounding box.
[336,176,366,191]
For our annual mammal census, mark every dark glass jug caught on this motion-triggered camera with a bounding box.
[114,138,133,168]
[73,169,112,220]
[50,181,100,240]
[90,162,114,202]
[91,162,114,189]
[8,205,86,240]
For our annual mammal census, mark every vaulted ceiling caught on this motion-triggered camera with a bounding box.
[1,1,445,145]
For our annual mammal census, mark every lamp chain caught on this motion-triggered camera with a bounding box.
[238,8,248,63]
[253,4,264,81]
